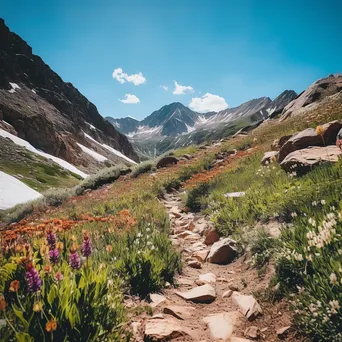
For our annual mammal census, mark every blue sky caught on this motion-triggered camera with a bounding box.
[2,0,341,120]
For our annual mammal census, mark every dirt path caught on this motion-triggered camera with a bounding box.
[132,191,299,342]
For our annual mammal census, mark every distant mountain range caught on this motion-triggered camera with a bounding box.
[106,90,298,159]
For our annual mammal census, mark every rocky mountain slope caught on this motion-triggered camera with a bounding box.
[0,18,139,175]
[281,74,342,119]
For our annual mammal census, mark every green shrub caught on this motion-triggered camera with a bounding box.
[186,183,211,212]
[250,228,280,269]
[131,161,154,178]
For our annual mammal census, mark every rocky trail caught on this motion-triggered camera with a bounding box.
[131,191,299,342]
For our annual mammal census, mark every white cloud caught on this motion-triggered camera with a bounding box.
[112,68,146,86]
[173,81,194,95]
[160,85,168,91]
[119,94,140,104]
[189,93,228,113]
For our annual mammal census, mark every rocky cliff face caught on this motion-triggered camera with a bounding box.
[0,18,139,169]
[281,75,342,119]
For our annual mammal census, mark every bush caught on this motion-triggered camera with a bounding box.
[186,182,211,212]
[131,161,154,178]
[250,228,279,269]
[115,231,181,296]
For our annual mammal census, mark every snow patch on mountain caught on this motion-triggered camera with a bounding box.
[83,132,137,164]
[76,143,107,162]
[0,171,43,209]
[0,129,88,178]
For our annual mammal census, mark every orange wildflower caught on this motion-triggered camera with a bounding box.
[44,265,52,273]
[56,241,64,251]
[316,125,326,136]
[106,245,113,252]
[0,295,6,311]
[9,280,20,292]
[46,320,57,332]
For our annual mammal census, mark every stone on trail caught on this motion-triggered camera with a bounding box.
[244,326,260,339]
[232,292,263,320]
[177,277,194,287]
[207,238,237,264]
[176,284,217,303]
[176,230,196,238]
[222,290,233,298]
[184,233,201,241]
[149,293,167,308]
[171,210,182,218]
[144,318,191,341]
[192,249,209,262]
[203,312,239,341]
[229,337,253,342]
[204,229,220,245]
[163,305,195,320]
[196,272,216,285]
[187,260,202,269]
[276,326,291,337]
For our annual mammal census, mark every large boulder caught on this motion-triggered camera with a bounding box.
[156,156,178,168]
[279,121,342,162]
[207,238,237,265]
[280,146,342,173]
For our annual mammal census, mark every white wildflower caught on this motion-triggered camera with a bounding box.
[330,273,338,285]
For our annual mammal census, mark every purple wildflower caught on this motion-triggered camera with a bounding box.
[69,248,81,269]
[46,230,56,249]
[25,264,42,293]
[81,236,92,257]
[49,248,59,265]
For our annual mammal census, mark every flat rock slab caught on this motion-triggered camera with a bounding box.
[207,238,237,264]
[177,230,197,238]
[203,312,240,341]
[280,145,341,173]
[232,292,262,320]
[197,272,217,285]
[163,305,195,320]
[176,284,217,303]
[224,192,246,198]
[149,293,167,308]
[144,318,191,340]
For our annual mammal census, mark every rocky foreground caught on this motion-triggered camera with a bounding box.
[130,192,298,342]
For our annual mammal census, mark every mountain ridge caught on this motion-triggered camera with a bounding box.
[0,18,139,172]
